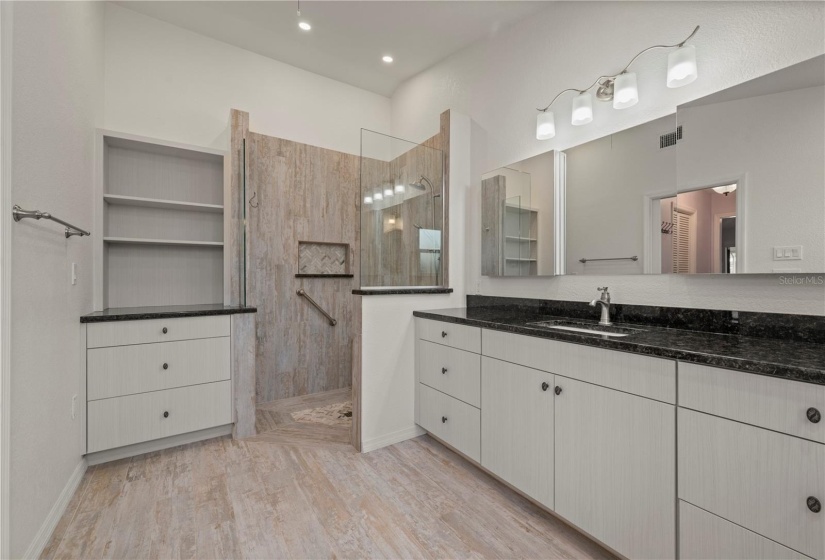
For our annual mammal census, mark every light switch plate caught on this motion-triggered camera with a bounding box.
[773,246,802,260]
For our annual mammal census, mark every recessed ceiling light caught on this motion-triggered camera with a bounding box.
[298,21,311,31]
[382,55,394,63]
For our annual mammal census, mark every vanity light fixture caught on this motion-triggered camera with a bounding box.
[382,55,394,63]
[535,25,699,140]
[373,189,383,201]
[394,184,405,194]
[383,186,394,198]
[364,194,373,205]
[297,1,311,31]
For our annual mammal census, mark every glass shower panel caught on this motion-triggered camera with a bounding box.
[360,129,444,288]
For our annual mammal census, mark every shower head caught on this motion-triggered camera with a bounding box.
[410,175,434,191]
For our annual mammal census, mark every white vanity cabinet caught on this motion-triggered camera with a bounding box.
[481,357,554,509]
[554,376,675,559]
[85,315,233,456]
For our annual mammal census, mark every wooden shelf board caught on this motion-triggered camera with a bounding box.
[104,237,224,247]
[104,194,223,213]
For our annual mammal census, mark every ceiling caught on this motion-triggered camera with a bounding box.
[114,1,550,97]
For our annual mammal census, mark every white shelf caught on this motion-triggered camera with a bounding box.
[505,236,537,242]
[104,237,224,247]
[504,257,537,262]
[505,203,540,212]
[104,194,223,213]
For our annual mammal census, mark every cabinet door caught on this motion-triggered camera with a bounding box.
[481,357,554,509]
[555,377,676,559]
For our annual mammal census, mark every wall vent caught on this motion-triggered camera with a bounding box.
[659,125,683,149]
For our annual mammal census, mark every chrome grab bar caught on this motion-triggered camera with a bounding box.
[297,289,337,326]
[13,205,90,238]
[579,256,638,264]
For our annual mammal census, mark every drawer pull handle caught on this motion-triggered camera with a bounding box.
[163,411,170,419]
[162,363,169,370]
[807,407,821,423]
[162,327,168,334]
[554,386,562,395]
[441,331,447,338]
[442,367,448,374]
[441,416,448,423]
[808,496,821,513]
[541,382,549,391]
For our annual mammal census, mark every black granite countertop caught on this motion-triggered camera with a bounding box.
[354,287,454,296]
[413,307,825,385]
[81,304,257,323]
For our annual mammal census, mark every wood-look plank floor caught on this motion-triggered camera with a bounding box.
[42,398,615,559]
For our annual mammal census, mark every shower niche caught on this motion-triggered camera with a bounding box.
[359,129,445,288]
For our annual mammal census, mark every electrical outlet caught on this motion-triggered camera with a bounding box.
[71,394,77,419]
[71,263,77,285]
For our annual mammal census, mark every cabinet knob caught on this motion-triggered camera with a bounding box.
[162,327,168,334]
[162,363,169,370]
[442,367,448,374]
[554,386,562,395]
[441,331,447,338]
[807,407,821,423]
[441,416,448,423]
[163,411,170,419]
[541,382,549,391]
[807,496,821,513]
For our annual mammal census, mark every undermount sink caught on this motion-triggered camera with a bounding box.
[527,320,645,338]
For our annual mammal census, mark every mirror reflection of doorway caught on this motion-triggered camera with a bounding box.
[658,182,738,274]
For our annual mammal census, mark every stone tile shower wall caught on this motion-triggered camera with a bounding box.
[231,110,361,403]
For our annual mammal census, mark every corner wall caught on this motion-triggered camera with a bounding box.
[8,2,104,557]
[391,1,825,315]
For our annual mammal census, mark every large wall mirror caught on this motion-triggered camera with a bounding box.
[480,54,824,277]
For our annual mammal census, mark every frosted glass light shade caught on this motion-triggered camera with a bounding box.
[394,184,405,194]
[363,195,373,205]
[536,111,556,140]
[613,72,639,109]
[712,184,737,195]
[667,45,698,88]
[571,92,593,126]
[383,187,394,198]
[373,189,383,201]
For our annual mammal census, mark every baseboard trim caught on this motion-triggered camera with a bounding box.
[361,425,425,453]
[86,424,233,466]
[22,459,87,560]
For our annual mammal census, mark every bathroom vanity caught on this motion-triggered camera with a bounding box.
[413,301,825,560]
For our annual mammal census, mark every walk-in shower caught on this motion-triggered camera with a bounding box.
[360,129,444,288]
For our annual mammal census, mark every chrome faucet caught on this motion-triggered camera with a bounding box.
[590,287,612,326]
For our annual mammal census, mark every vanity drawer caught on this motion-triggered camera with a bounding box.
[87,316,230,348]
[482,329,675,403]
[87,337,230,400]
[679,362,825,443]
[87,380,232,453]
[418,383,480,462]
[419,341,481,407]
[417,318,481,354]
[679,408,825,559]
[679,501,811,560]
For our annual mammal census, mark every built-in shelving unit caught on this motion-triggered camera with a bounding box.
[503,204,538,276]
[95,131,227,310]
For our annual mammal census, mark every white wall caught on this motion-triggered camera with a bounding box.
[391,1,825,315]
[8,2,103,557]
[104,3,391,154]
[360,112,469,451]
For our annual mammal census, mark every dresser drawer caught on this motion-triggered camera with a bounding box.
[87,380,232,453]
[88,338,230,400]
[679,362,825,443]
[482,329,676,403]
[679,408,825,559]
[417,318,481,354]
[419,340,481,407]
[679,501,811,560]
[418,383,480,462]
[87,316,230,348]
